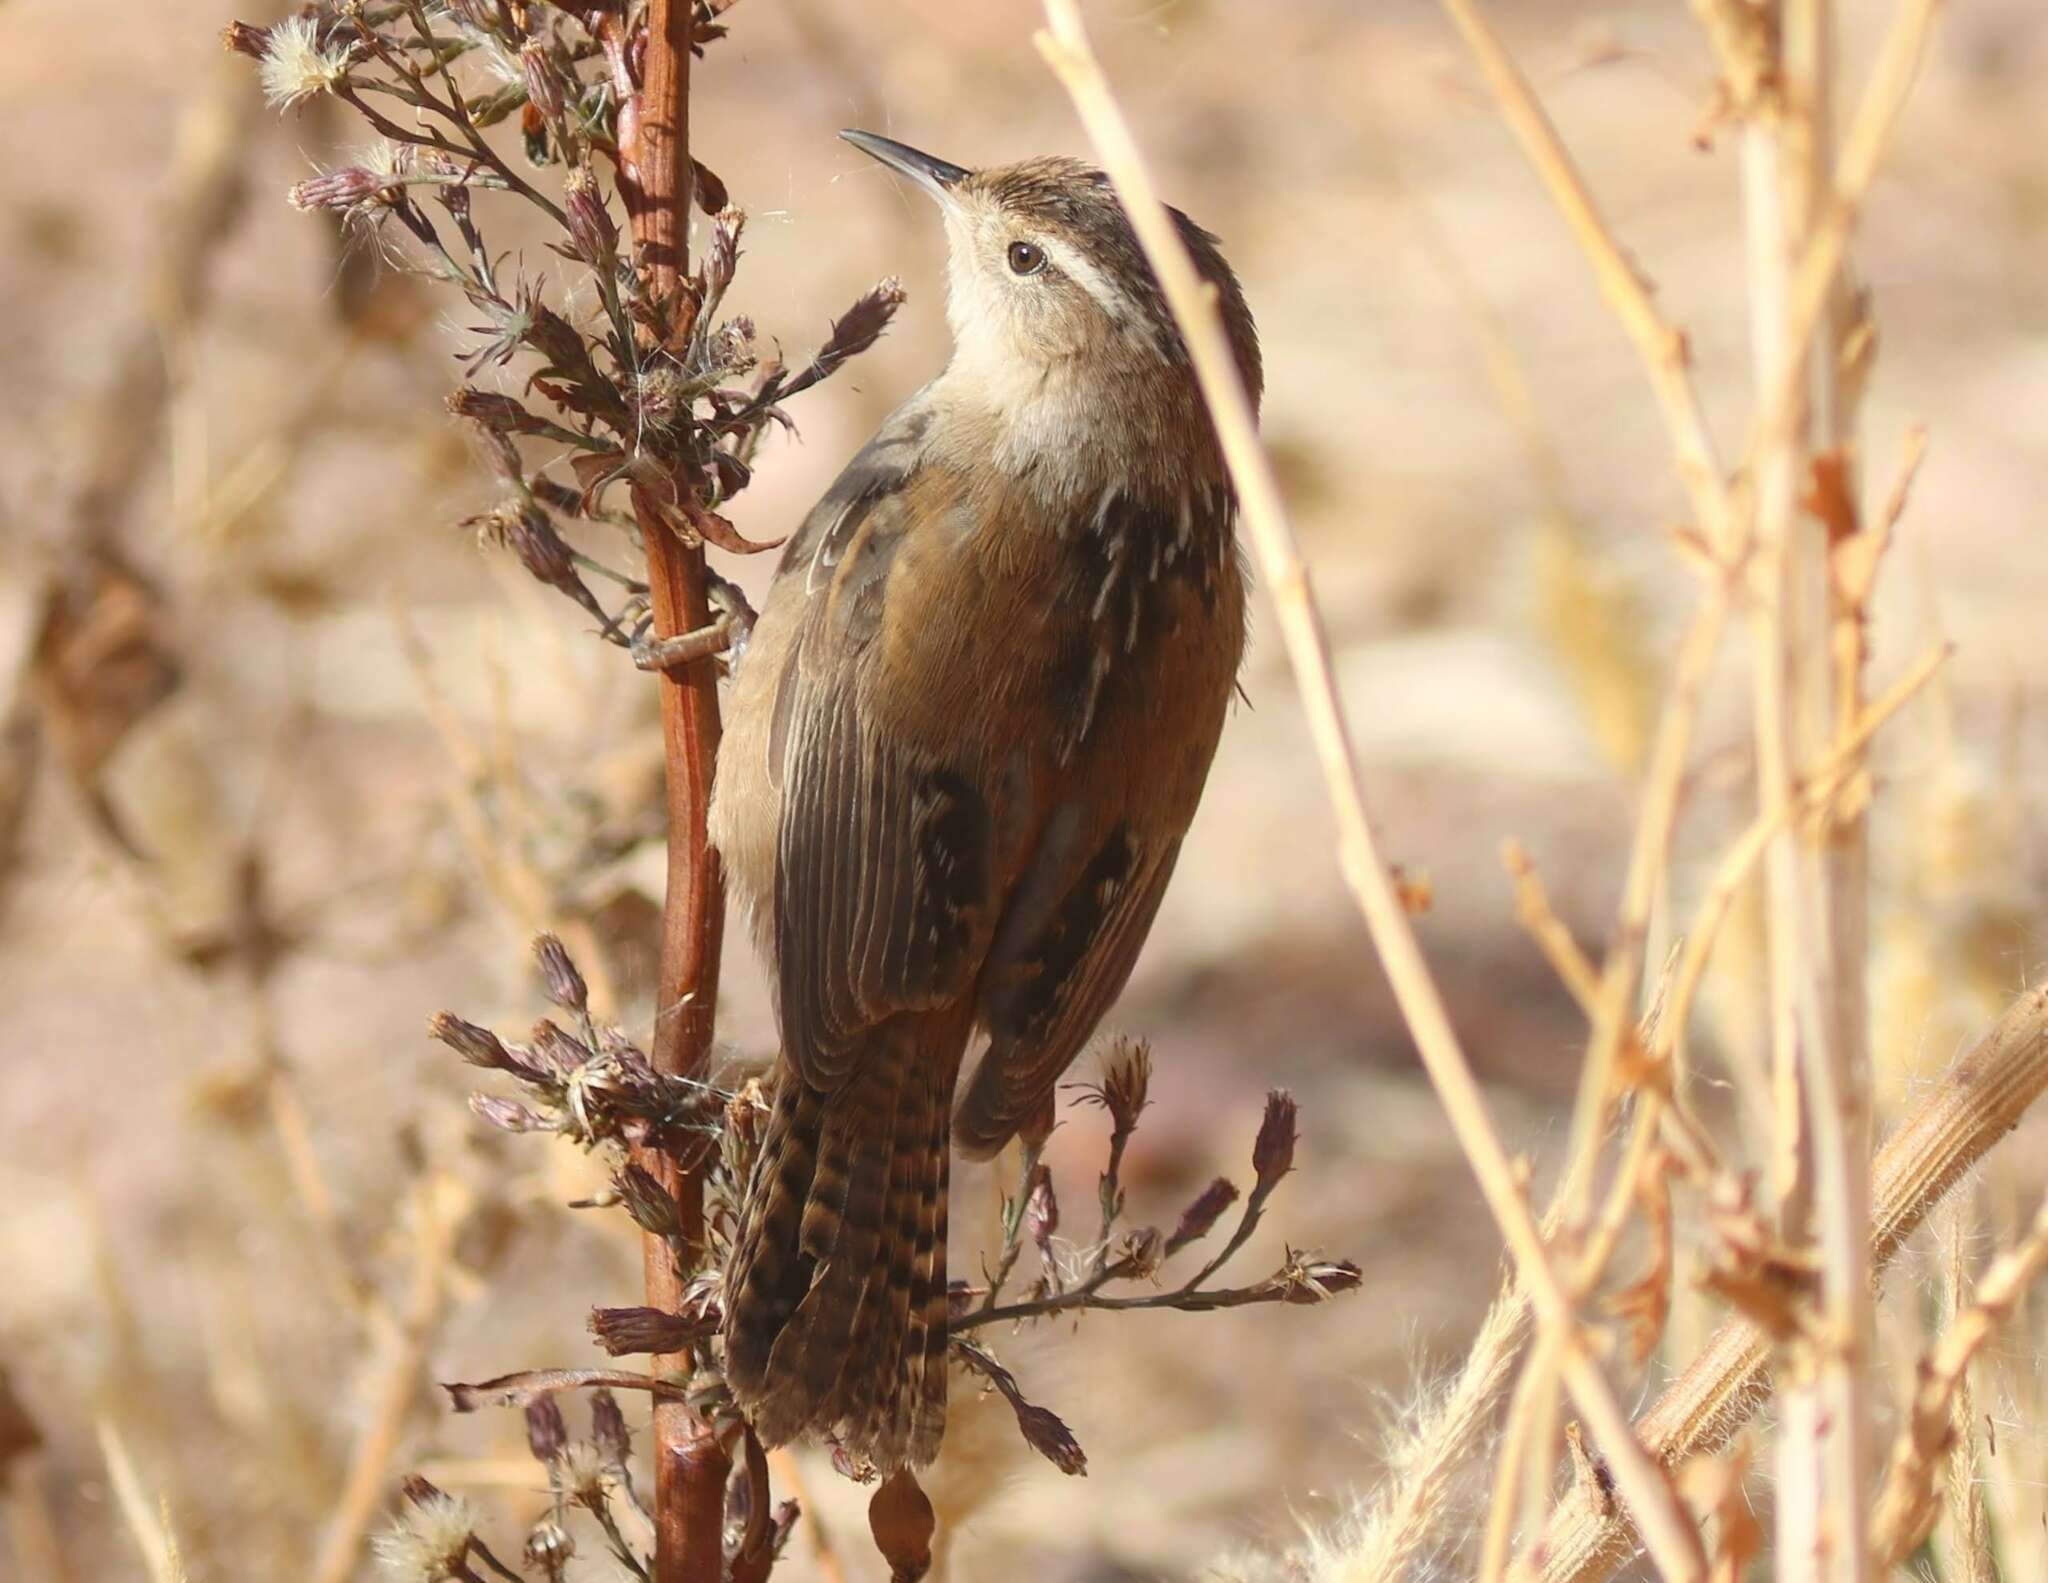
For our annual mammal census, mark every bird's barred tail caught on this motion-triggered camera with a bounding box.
[724,1022,954,1471]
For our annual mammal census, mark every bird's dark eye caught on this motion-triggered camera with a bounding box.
[1006,240,1046,276]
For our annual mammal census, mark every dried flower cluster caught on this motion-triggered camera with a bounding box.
[229,0,903,674]
[428,941,1358,1573]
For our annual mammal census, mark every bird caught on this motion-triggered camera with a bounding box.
[711,129,1261,1474]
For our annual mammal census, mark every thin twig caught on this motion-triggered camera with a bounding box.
[1431,0,1735,551]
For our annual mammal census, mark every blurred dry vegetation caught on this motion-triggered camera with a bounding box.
[1,1,2045,1580]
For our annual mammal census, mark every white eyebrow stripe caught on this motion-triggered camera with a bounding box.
[1036,234,1134,323]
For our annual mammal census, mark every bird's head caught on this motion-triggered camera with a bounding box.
[842,130,1261,415]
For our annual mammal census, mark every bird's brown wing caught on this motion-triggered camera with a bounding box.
[766,453,999,1091]
[953,826,1183,1155]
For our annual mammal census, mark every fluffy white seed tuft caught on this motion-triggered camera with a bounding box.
[259,16,354,110]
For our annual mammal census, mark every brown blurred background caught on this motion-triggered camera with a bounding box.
[2,1,2044,1578]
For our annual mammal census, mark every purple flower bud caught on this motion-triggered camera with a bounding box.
[529,1019,590,1078]
[524,1395,568,1464]
[1252,1090,1298,1193]
[429,1011,514,1071]
[589,1389,631,1469]
[1165,1176,1240,1255]
[533,933,588,1013]
[470,1093,544,1133]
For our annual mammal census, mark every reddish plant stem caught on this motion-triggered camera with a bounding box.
[624,4,733,1580]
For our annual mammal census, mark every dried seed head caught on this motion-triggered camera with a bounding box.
[523,1520,575,1577]
[221,20,271,58]
[1252,1090,1298,1193]
[505,503,578,592]
[447,387,539,434]
[634,366,689,430]
[259,15,353,111]
[1025,1166,1058,1255]
[588,1304,700,1357]
[1013,1401,1088,1475]
[1119,1226,1164,1282]
[1282,1256,1363,1303]
[370,1487,478,1581]
[398,1474,448,1507]
[288,164,390,214]
[724,1078,769,1151]
[557,1441,612,1510]
[1165,1176,1240,1256]
[708,317,758,378]
[561,164,618,267]
[532,932,588,1013]
[524,1395,568,1465]
[1090,1036,1152,1141]
[775,277,908,401]
[615,1164,682,1238]
[520,41,565,126]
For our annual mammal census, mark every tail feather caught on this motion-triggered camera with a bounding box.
[762,1050,905,1429]
[837,1091,921,1446]
[725,1015,959,1471]
[724,1080,825,1401]
[906,1067,951,1463]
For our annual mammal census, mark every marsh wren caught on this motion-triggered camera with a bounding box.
[713,131,1261,1472]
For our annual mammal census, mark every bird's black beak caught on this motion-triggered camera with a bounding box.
[841,130,969,202]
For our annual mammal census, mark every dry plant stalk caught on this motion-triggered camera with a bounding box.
[616,7,731,1576]
[1525,987,2048,1583]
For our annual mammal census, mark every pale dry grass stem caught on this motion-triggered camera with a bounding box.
[1934,1197,1995,1583]
[94,1420,189,1583]
[1870,1190,2048,1564]
[1037,5,1710,1578]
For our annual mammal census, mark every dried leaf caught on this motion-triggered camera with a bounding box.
[1801,448,1859,546]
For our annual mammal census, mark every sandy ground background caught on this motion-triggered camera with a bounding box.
[1,0,2045,1578]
